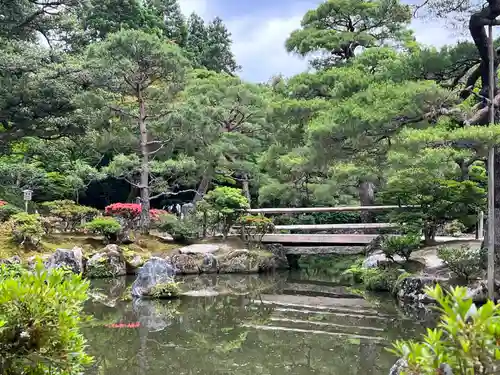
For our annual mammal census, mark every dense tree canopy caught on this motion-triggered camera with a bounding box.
[0,0,497,238]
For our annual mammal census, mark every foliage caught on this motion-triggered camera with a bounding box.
[441,220,467,237]
[286,0,412,69]
[0,262,92,374]
[104,203,166,231]
[41,200,99,232]
[390,285,500,374]
[383,177,486,243]
[0,204,22,223]
[381,234,421,262]
[83,217,122,243]
[342,261,403,291]
[201,187,249,238]
[9,213,44,249]
[437,245,486,282]
[155,214,199,244]
[149,281,182,299]
[238,214,275,247]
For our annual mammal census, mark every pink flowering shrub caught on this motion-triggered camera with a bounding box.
[104,203,166,229]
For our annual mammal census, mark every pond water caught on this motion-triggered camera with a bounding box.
[83,272,432,375]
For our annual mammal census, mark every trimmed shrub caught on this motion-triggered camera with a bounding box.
[437,245,486,281]
[0,262,92,374]
[104,203,166,229]
[83,217,122,243]
[0,204,22,223]
[41,200,98,232]
[155,214,199,244]
[382,234,421,262]
[201,187,249,238]
[238,214,274,248]
[9,213,44,249]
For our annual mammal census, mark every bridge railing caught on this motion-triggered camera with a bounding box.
[238,205,485,241]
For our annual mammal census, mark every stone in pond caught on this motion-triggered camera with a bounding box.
[131,257,178,298]
[86,244,127,278]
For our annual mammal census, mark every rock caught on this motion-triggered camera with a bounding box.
[466,279,489,303]
[86,244,127,278]
[365,235,384,254]
[218,250,276,273]
[265,244,290,269]
[27,254,51,269]
[171,253,201,274]
[131,257,178,298]
[362,252,390,268]
[178,243,223,255]
[389,359,453,375]
[199,252,218,273]
[388,358,407,375]
[396,276,447,303]
[124,252,148,275]
[0,255,21,265]
[45,247,84,274]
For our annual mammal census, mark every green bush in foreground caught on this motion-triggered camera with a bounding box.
[390,285,500,374]
[0,262,92,374]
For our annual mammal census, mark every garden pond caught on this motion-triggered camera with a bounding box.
[83,271,435,375]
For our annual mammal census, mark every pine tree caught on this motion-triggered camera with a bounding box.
[145,0,187,45]
[185,12,208,68]
[202,17,240,74]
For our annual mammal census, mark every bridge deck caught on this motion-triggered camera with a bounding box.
[261,233,381,245]
[272,223,395,231]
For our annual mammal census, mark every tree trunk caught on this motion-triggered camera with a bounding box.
[242,173,251,206]
[358,181,375,223]
[192,166,213,204]
[485,150,500,274]
[423,224,437,246]
[138,89,150,232]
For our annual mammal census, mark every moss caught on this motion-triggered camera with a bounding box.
[149,282,181,299]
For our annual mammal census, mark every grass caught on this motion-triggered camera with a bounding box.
[0,227,181,261]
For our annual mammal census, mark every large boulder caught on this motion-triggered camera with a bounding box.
[86,244,127,278]
[264,244,290,270]
[396,276,445,303]
[131,257,178,298]
[171,253,201,274]
[388,359,407,375]
[45,247,84,274]
[218,250,276,273]
[0,255,21,265]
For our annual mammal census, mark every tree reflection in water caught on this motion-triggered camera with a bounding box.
[84,273,425,375]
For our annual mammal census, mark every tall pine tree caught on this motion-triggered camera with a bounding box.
[185,13,208,68]
[145,0,187,45]
[203,17,240,74]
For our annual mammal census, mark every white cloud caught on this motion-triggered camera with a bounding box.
[178,0,208,18]
[227,15,309,82]
[177,1,483,82]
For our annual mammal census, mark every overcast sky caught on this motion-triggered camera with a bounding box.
[178,0,470,82]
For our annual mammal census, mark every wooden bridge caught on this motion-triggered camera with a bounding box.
[239,205,483,257]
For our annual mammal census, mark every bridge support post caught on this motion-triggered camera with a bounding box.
[286,254,301,270]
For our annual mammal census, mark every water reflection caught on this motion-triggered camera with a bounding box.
[84,273,430,375]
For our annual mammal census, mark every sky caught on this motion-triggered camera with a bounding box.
[177,0,470,83]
